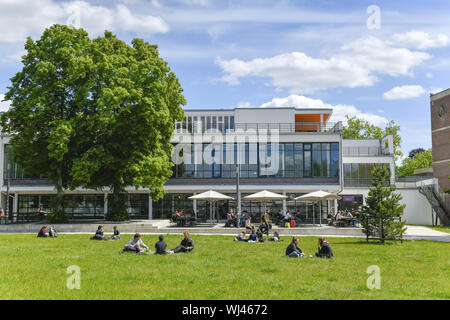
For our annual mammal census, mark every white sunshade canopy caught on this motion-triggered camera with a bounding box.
[188,190,234,201]
[243,190,287,201]
[294,190,341,201]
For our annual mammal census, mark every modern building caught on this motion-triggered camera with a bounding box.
[0,107,439,224]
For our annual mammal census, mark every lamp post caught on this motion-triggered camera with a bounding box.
[5,163,10,224]
[236,144,241,228]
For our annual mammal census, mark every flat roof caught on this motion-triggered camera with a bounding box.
[430,88,450,101]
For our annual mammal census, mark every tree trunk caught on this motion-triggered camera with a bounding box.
[106,182,129,221]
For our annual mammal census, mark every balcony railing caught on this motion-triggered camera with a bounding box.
[343,146,391,156]
[175,122,342,134]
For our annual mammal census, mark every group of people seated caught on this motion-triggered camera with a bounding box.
[286,237,333,259]
[121,230,194,255]
[225,209,238,227]
[328,209,361,227]
[90,225,121,240]
[37,225,58,238]
[276,210,303,227]
[234,228,280,243]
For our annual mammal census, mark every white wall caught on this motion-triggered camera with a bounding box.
[342,186,435,225]
[235,108,294,124]
[396,188,435,225]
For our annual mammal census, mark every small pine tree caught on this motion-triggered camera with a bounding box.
[361,167,407,243]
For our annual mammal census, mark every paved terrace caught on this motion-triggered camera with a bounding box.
[0,220,448,242]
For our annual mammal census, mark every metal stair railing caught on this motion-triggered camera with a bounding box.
[419,185,450,226]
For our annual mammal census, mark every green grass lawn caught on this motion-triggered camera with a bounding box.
[0,234,448,300]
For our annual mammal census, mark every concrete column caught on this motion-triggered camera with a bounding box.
[148,194,152,220]
[334,199,338,215]
[104,193,108,215]
[320,113,324,131]
[13,193,18,213]
[283,191,287,213]
[193,193,197,220]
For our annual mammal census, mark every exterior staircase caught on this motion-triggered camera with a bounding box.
[418,179,450,225]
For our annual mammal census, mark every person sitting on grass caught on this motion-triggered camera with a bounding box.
[90,225,107,240]
[108,226,121,240]
[234,230,246,241]
[48,226,57,238]
[169,231,194,254]
[246,227,258,242]
[268,231,280,242]
[155,235,168,255]
[37,226,48,238]
[315,237,333,258]
[256,229,265,242]
[258,219,269,236]
[123,233,150,254]
[285,237,305,258]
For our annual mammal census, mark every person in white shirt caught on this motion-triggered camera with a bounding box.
[123,233,149,254]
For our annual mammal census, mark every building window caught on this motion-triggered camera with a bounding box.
[172,142,339,180]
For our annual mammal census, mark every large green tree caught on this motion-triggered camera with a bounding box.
[69,31,185,221]
[360,167,407,243]
[1,25,185,222]
[342,116,402,161]
[1,25,93,222]
[398,149,433,177]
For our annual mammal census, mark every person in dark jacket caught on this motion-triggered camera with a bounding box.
[170,231,194,253]
[90,225,106,240]
[316,237,333,258]
[37,226,48,238]
[155,235,168,254]
[285,237,304,258]
[108,226,121,240]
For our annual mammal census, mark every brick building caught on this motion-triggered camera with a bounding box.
[430,89,450,192]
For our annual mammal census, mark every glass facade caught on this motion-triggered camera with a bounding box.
[175,115,235,133]
[172,143,339,179]
[152,193,194,220]
[3,145,44,180]
[343,163,390,186]
[17,194,148,219]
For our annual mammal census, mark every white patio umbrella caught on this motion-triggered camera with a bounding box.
[294,190,341,226]
[189,190,234,221]
[243,190,287,219]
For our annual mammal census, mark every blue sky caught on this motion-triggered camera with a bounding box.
[0,0,449,158]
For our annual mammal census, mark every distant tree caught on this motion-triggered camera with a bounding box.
[398,149,433,177]
[408,148,426,159]
[0,25,92,222]
[360,167,407,243]
[342,116,402,161]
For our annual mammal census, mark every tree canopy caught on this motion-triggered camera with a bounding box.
[1,25,186,221]
[342,116,402,161]
[397,149,433,177]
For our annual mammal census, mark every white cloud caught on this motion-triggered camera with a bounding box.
[0,50,26,63]
[176,0,211,6]
[217,36,431,94]
[0,95,11,112]
[429,87,444,95]
[392,30,449,50]
[383,85,427,100]
[0,0,169,44]
[244,95,388,126]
